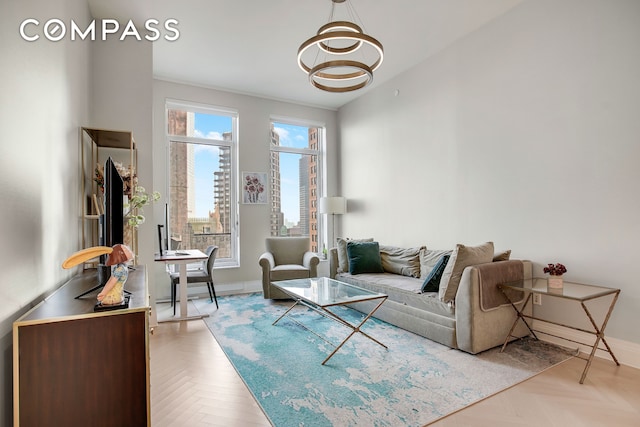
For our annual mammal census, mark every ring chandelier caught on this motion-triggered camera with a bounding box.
[297,0,384,93]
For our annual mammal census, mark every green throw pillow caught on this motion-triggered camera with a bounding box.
[421,254,450,293]
[347,241,384,275]
[337,237,374,273]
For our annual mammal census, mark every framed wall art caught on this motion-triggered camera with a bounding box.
[242,172,268,204]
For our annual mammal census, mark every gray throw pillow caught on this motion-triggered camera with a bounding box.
[493,250,511,262]
[379,245,423,277]
[438,242,494,303]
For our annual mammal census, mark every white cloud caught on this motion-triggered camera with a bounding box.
[193,144,219,155]
[273,126,293,147]
[194,129,224,140]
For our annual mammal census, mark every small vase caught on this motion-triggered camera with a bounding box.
[548,275,563,289]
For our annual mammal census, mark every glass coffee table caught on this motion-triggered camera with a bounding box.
[272,277,388,365]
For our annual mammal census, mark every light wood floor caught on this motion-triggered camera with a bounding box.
[150,308,640,426]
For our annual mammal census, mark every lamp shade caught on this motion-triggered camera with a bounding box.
[319,196,346,215]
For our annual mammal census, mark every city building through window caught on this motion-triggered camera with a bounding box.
[166,100,239,267]
[269,119,325,253]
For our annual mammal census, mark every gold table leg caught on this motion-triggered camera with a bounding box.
[500,291,536,353]
[578,290,620,384]
[273,296,388,365]
[320,297,388,365]
[272,299,301,326]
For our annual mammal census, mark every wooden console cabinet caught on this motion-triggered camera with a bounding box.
[13,267,150,427]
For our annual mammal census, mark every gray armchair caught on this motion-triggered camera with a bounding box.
[258,237,320,299]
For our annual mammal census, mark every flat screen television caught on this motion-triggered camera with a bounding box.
[102,157,124,252]
[90,156,125,287]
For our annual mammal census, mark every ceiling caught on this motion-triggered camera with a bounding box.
[88,0,523,110]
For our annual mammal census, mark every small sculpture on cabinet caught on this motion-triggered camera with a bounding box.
[62,244,134,311]
[97,244,134,307]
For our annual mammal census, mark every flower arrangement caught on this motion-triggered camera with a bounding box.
[125,186,161,228]
[94,161,136,196]
[92,161,159,228]
[94,167,104,190]
[543,263,567,276]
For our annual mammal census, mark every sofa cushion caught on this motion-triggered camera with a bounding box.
[271,265,310,281]
[439,242,494,303]
[379,245,423,278]
[347,241,384,275]
[421,254,450,293]
[419,248,452,279]
[337,237,374,273]
[336,272,454,318]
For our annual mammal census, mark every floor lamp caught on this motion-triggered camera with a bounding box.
[319,196,346,249]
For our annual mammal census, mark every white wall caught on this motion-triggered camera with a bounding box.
[0,0,92,424]
[90,27,154,318]
[152,80,338,301]
[338,0,640,349]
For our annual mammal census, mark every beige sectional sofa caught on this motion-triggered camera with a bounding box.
[329,240,531,354]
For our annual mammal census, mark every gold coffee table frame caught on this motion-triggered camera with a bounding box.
[499,278,620,384]
[272,277,388,365]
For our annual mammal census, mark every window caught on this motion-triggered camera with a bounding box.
[269,118,325,253]
[166,100,239,267]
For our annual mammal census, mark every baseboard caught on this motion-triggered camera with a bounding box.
[216,280,262,296]
[157,280,263,300]
[533,320,640,369]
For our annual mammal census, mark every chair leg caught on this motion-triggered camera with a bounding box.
[210,282,219,309]
[206,281,213,302]
[171,281,176,316]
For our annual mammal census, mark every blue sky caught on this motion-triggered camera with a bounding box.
[272,122,311,224]
[191,114,311,224]
[192,113,230,217]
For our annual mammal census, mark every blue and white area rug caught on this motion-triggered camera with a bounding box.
[194,293,574,427]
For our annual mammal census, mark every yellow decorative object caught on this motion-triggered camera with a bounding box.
[62,246,113,269]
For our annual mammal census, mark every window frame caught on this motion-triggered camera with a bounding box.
[165,99,240,268]
[269,116,327,253]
